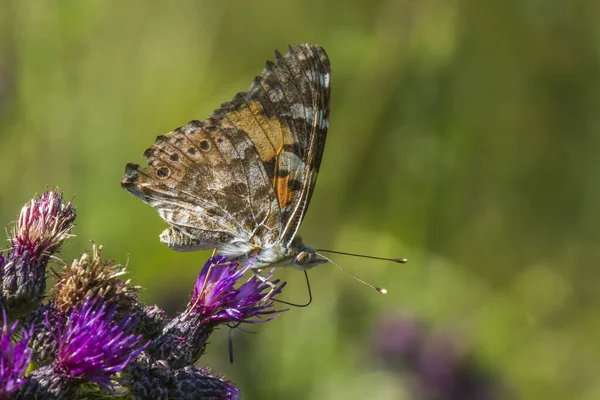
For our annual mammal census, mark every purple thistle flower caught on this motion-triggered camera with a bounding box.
[152,256,286,368]
[0,310,32,399]
[51,297,149,392]
[2,190,76,317]
[189,255,286,325]
[10,189,76,258]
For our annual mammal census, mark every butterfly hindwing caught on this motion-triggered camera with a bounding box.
[122,117,282,252]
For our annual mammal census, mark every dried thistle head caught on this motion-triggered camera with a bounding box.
[53,244,140,314]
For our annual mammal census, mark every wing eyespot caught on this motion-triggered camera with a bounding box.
[187,147,198,156]
[199,140,212,151]
[155,166,170,179]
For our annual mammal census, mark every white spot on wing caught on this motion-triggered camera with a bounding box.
[290,103,303,118]
[279,150,304,171]
[290,104,314,122]
[306,107,314,123]
[268,88,284,102]
[320,73,330,87]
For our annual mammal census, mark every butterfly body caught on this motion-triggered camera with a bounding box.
[122,44,330,271]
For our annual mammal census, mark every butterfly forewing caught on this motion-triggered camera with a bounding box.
[278,45,330,247]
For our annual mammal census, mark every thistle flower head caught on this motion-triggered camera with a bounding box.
[11,189,76,258]
[127,361,240,400]
[173,366,240,400]
[1,249,44,316]
[0,310,32,399]
[53,244,140,314]
[152,256,286,367]
[26,303,58,366]
[189,255,286,325]
[52,297,149,392]
[136,304,167,339]
[2,190,76,317]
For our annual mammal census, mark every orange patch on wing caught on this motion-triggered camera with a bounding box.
[223,101,284,163]
[275,174,296,209]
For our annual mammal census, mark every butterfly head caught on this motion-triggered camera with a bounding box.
[286,236,327,270]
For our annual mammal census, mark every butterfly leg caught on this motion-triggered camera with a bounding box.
[192,256,232,310]
[252,269,279,301]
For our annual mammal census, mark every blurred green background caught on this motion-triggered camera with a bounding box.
[1,1,598,399]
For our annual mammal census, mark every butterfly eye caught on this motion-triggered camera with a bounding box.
[295,251,311,265]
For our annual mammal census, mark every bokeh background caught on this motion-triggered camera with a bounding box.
[1,1,598,399]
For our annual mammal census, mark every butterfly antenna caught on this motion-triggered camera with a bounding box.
[273,270,312,307]
[317,249,408,264]
[316,252,388,294]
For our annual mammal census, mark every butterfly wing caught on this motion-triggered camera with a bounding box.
[121,44,330,257]
[121,116,283,253]
[216,44,331,248]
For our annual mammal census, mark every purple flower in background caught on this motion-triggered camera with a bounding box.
[189,255,286,325]
[52,297,148,392]
[372,314,508,400]
[373,314,425,369]
[0,311,32,399]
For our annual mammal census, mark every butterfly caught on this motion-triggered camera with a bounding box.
[121,44,331,272]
